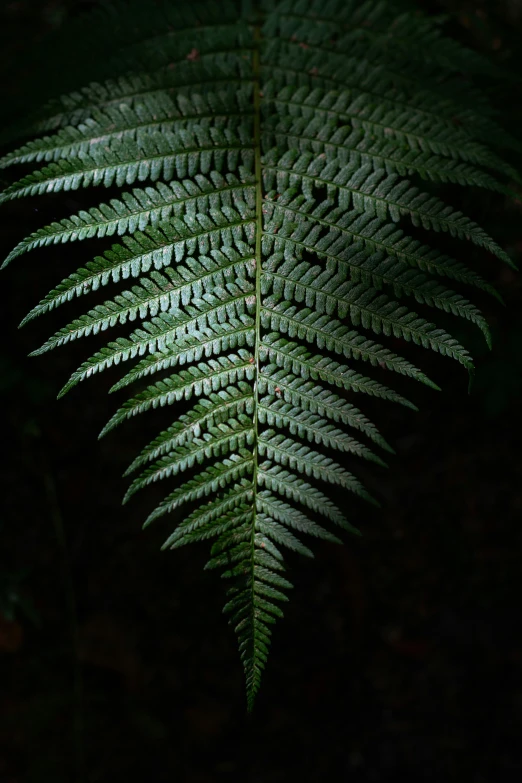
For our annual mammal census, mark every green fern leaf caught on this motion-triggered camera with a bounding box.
[1,0,517,710]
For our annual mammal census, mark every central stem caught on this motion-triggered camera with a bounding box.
[247,19,263,707]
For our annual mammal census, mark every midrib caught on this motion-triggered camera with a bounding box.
[248,15,264,693]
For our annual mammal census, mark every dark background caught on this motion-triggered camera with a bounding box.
[0,1,521,781]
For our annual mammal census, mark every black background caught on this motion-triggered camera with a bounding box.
[0,1,521,781]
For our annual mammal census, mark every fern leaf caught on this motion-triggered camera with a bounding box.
[5,172,256,270]
[258,399,387,465]
[260,333,413,418]
[267,83,514,178]
[110,320,256,392]
[264,156,511,277]
[1,0,516,709]
[0,91,253,169]
[0,125,254,204]
[19,237,255,324]
[258,464,359,533]
[258,367,394,448]
[146,475,254,527]
[263,255,485,356]
[99,352,256,437]
[27,51,252,137]
[125,385,255,477]
[259,430,378,504]
[256,492,342,544]
[262,301,441,387]
[126,416,255,495]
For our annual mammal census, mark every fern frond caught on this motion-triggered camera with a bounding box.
[125,385,254,475]
[263,254,485,355]
[99,352,256,437]
[264,40,519,153]
[258,366,396,447]
[267,118,509,191]
[6,172,256,270]
[146,474,254,527]
[2,0,516,709]
[262,301,441,387]
[0,91,253,169]
[18,232,255,326]
[264,156,511,277]
[125,415,255,496]
[258,398,387,464]
[260,333,413,417]
[162,495,254,549]
[24,52,252,138]
[259,430,378,504]
[266,83,515,180]
[258,463,359,533]
[0,125,254,204]
[110,320,256,392]
[256,492,342,544]
[32,272,254,352]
